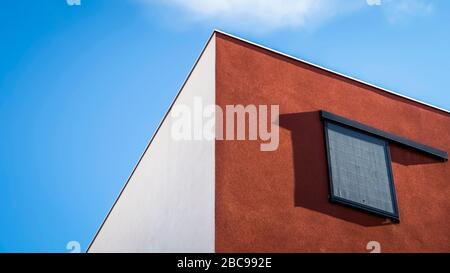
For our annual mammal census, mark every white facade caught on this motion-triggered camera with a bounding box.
[88,36,216,253]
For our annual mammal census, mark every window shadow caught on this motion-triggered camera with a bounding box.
[390,144,443,165]
[279,111,393,227]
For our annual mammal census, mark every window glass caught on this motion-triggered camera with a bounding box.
[325,122,398,218]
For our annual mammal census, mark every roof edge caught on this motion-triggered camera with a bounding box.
[213,29,449,115]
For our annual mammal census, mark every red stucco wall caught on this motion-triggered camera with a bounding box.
[215,33,450,253]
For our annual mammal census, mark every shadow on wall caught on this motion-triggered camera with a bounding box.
[278,111,442,227]
[390,144,441,165]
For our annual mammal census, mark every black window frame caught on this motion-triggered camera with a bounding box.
[323,119,400,222]
[321,110,448,223]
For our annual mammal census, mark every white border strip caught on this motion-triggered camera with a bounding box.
[214,29,449,114]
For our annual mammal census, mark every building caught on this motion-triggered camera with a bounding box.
[88,30,450,253]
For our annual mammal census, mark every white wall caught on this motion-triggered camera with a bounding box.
[88,36,216,253]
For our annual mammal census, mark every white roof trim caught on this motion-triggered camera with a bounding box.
[214,29,449,115]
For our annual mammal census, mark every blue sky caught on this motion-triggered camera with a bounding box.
[0,0,448,252]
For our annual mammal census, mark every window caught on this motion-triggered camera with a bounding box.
[321,110,447,222]
[324,122,399,221]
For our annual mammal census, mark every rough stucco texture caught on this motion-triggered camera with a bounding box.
[215,33,450,253]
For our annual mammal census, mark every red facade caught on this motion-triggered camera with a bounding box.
[215,33,450,252]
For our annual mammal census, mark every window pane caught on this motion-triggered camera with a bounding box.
[326,122,395,214]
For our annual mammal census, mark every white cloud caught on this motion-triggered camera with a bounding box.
[138,0,435,32]
[147,0,363,31]
[382,0,434,23]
